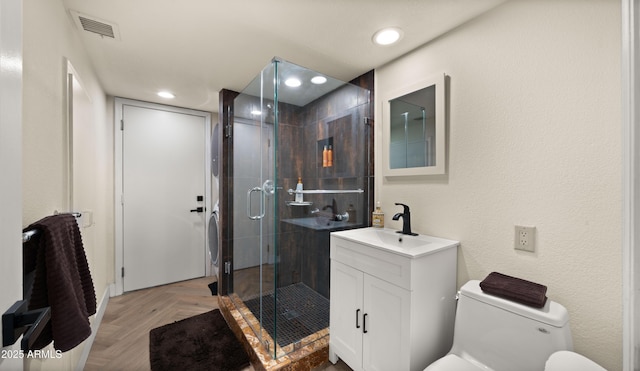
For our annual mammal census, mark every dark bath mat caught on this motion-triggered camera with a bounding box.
[149,309,250,371]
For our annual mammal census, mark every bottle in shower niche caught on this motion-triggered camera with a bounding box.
[327,145,333,167]
[322,145,328,167]
[372,202,384,228]
[295,177,304,203]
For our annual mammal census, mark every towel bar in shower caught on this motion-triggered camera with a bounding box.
[287,189,364,195]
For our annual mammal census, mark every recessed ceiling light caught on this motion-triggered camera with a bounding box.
[285,78,301,87]
[157,91,175,99]
[372,27,403,46]
[311,76,327,84]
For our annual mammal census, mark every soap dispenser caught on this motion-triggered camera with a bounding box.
[372,202,384,228]
[295,177,304,203]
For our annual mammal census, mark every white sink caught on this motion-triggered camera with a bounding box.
[331,227,459,258]
[373,229,432,248]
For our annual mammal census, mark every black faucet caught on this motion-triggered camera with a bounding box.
[392,203,418,236]
[322,199,339,221]
[321,198,349,222]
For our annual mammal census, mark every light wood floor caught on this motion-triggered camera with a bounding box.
[85,277,221,370]
[85,277,350,371]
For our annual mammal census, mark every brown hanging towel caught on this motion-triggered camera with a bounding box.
[23,213,96,352]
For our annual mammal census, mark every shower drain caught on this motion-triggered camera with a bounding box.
[282,309,300,320]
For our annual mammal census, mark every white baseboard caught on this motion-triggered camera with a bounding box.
[75,285,110,371]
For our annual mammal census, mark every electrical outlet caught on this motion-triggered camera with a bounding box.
[514,225,536,252]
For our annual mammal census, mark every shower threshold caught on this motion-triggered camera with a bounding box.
[219,287,330,370]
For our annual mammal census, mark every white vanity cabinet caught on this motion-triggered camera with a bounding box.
[329,228,459,371]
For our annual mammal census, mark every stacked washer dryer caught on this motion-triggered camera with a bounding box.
[208,123,220,293]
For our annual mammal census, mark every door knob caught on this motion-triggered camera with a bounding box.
[190,207,204,213]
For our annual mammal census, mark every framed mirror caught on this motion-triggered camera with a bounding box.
[382,73,446,177]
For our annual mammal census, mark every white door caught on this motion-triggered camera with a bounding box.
[120,101,208,292]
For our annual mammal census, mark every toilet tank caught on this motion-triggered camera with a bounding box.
[450,280,573,371]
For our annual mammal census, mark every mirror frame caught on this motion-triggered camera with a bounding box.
[382,73,446,177]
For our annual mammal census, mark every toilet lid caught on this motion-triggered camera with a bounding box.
[425,354,482,371]
[544,351,606,371]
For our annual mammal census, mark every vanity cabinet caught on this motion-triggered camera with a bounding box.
[329,228,458,371]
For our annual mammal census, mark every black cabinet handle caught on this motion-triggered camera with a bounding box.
[356,309,360,328]
[363,313,368,334]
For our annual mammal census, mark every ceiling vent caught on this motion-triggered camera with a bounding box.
[70,10,120,40]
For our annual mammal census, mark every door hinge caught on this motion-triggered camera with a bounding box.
[120,119,124,131]
[224,261,231,274]
[121,267,125,277]
[224,124,232,138]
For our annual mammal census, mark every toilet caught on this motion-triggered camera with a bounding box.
[544,350,607,371]
[425,280,573,371]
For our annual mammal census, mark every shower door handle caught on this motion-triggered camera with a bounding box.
[247,187,265,220]
[246,180,275,220]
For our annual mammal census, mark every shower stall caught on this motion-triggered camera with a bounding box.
[222,58,372,360]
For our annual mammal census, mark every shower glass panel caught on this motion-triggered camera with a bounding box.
[390,99,432,168]
[228,58,370,359]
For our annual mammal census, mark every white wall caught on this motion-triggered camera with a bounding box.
[22,0,112,369]
[0,0,24,369]
[375,1,622,370]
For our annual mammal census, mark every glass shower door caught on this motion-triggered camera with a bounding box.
[230,60,279,357]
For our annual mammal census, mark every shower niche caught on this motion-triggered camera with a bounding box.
[317,137,333,171]
[220,58,373,364]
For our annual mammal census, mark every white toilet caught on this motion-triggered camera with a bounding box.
[425,280,573,371]
[544,350,607,371]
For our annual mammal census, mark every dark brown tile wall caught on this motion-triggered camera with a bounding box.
[275,71,374,298]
